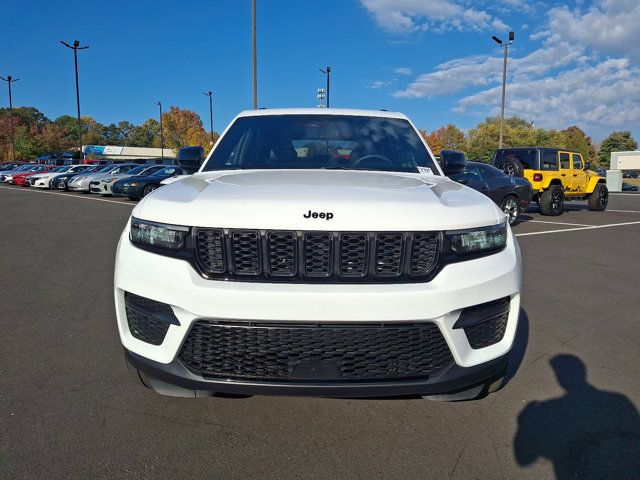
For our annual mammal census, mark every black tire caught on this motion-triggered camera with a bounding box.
[495,157,524,177]
[500,195,520,225]
[538,184,564,216]
[587,183,608,211]
[143,184,158,197]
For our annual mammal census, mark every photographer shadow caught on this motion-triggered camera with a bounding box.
[514,354,640,479]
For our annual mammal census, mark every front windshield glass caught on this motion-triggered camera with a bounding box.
[50,166,68,173]
[202,114,440,174]
[152,167,180,176]
[15,165,34,172]
[127,165,148,175]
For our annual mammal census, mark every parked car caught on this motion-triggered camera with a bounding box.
[622,183,639,192]
[493,147,607,215]
[91,164,165,195]
[12,165,60,186]
[0,164,41,183]
[25,165,73,187]
[111,166,184,199]
[30,164,96,188]
[440,151,532,225]
[116,108,522,401]
[50,165,107,190]
[68,163,139,192]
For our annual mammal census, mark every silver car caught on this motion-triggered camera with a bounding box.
[90,164,164,195]
[68,164,139,192]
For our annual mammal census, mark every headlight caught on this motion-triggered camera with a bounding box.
[130,217,189,251]
[127,182,138,187]
[446,222,507,256]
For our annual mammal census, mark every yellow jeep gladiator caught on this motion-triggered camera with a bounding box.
[492,147,608,216]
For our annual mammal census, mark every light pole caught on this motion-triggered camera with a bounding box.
[203,91,214,144]
[319,67,331,108]
[157,101,164,158]
[61,40,89,154]
[492,31,514,149]
[0,75,19,161]
[252,0,258,109]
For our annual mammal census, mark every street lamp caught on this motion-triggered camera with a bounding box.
[252,0,258,109]
[157,101,164,158]
[203,91,214,144]
[319,66,331,108]
[492,31,514,149]
[60,40,89,154]
[0,75,19,161]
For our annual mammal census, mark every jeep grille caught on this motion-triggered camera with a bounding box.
[194,229,440,283]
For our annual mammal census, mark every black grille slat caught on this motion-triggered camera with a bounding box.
[339,233,368,276]
[194,229,440,283]
[409,233,440,275]
[267,231,297,276]
[179,322,454,382]
[304,232,333,277]
[230,230,261,275]
[195,229,225,274]
[374,233,404,276]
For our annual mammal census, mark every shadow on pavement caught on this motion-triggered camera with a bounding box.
[513,354,640,479]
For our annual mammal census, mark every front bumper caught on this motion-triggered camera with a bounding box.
[68,181,90,191]
[125,347,509,398]
[115,221,522,396]
[112,183,144,198]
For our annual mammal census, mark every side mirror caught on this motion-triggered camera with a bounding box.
[440,149,468,175]
[584,161,590,170]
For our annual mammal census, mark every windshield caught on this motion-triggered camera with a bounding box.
[202,114,440,174]
[50,166,69,173]
[14,165,35,172]
[127,165,149,175]
[152,166,180,176]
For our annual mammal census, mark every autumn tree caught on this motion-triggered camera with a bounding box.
[598,131,638,167]
[160,106,209,150]
[562,126,596,164]
[420,129,442,155]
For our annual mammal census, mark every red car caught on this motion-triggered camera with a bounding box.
[11,165,57,186]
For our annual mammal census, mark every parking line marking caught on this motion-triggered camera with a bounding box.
[528,220,592,227]
[0,185,135,206]
[607,209,640,213]
[516,221,640,237]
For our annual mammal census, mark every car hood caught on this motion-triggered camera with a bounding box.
[134,170,504,231]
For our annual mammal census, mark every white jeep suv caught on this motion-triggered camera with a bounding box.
[114,109,521,400]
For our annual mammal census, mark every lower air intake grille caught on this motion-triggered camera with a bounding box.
[178,321,454,382]
[124,292,178,345]
[454,297,511,349]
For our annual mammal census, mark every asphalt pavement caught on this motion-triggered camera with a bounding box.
[1,185,639,480]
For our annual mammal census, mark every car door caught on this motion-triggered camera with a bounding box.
[570,153,588,194]
[558,151,572,192]
[476,163,514,204]
[450,165,489,196]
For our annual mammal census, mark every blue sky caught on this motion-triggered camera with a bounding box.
[1,0,638,142]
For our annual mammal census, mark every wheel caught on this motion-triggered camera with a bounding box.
[143,184,158,197]
[495,157,524,177]
[538,185,564,216]
[587,184,608,211]
[500,195,520,225]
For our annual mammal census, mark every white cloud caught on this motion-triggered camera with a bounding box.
[392,67,414,75]
[359,0,506,33]
[367,80,393,89]
[544,1,640,61]
[454,58,640,136]
[393,42,583,98]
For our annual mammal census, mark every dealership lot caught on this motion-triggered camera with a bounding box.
[0,185,639,479]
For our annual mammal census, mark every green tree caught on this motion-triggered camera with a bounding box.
[598,131,638,167]
[127,118,160,147]
[561,126,596,164]
[467,117,536,163]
